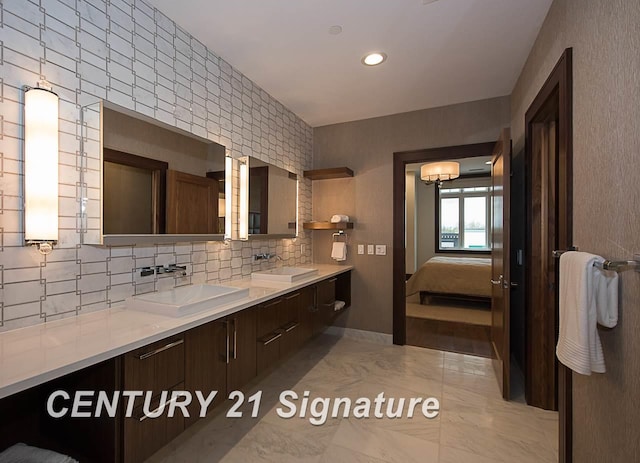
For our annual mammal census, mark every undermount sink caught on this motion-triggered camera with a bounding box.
[251,267,318,283]
[125,284,249,317]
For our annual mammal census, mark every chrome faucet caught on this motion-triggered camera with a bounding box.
[156,264,187,276]
[254,253,282,262]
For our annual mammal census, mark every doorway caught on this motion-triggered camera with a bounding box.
[394,133,514,403]
[392,143,495,353]
[524,48,573,462]
[404,155,494,357]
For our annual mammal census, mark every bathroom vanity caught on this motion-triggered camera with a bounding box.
[0,265,351,463]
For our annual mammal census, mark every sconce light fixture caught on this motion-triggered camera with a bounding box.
[224,156,233,241]
[24,80,59,254]
[420,161,460,188]
[238,157,249,240]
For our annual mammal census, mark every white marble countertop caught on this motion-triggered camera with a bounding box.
[0,264,353,400]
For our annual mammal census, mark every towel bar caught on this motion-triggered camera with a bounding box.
[552,250,640,272]
[332,230,348,243]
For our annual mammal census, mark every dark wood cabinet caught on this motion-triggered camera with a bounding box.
[124,383,185,463]
[122,335,185,463]
[183,320,228,428]
[314,277,337,335]
[184,307,258,428]
[257,298,284,374]
[280,287,315,356]
[0,272,351,463]
[226,307,258,392]
[123,335,185,409]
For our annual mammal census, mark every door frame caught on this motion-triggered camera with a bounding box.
[392,142,495,345]
[524,48,573,463]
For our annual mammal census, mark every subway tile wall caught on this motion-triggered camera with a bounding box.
[0,0,313,332]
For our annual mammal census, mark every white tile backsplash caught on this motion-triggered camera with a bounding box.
[0,0,313,332]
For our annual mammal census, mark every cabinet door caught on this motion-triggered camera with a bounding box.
[166,169,219,234]
[257,298,284,374]
[227,307,257,392]
[298,285,315,343]
[279,291,301,358]
[124,335,185,409]
[314,277,337,335]
[184,320,228,427]
[124,383,185,463]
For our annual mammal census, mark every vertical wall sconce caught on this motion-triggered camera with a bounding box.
[238,157,249,240]
[224,155,233,241]
[24,80,59,254]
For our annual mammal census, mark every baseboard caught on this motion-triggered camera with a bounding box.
[324,326,393,345]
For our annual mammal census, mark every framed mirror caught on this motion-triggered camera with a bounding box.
[239,157,297,239]
[80,101,232,245]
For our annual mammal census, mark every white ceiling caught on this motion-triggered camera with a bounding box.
[148,0,553,127]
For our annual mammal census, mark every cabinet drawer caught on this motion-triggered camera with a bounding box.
[256,331,281,375]
[281,291,301,326]
[124,334,185,406]
[257,298,284,337]
[123,382,185,463]
[280,320,304,358]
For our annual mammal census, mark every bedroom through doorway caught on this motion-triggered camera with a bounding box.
[405,155,493,357]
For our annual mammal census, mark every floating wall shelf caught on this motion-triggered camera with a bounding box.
[303,222,354,230]
[303,167,354,180]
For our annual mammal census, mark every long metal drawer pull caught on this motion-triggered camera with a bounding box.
[262,332,282,346]
[232,319,237,360]
[284,292,301,300]
[322,300,337,307]
[136,339,184,360]
[139,395,182,422]
[284,322,299,333]
[327,278,337,283]
[224,320,230,364]
[263,299,281,308]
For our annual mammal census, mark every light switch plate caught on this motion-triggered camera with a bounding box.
[375,245,387,256]
[357,244,364,255]
[367,245,374,255]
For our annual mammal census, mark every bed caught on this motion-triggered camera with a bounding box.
[406,256,492,302]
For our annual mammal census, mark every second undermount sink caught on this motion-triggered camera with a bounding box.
[125,284,249,317]
[251,266,318,283]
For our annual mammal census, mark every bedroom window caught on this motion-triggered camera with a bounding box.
[437,186,490,252]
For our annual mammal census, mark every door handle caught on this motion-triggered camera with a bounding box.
[490,275,503,285]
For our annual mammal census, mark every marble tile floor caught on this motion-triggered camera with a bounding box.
[147,334,558,463]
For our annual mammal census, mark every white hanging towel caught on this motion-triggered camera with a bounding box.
[331,242,347,261]
[556,251,618,375]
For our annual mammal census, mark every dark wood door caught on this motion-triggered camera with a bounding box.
[227,307,257,392]
[166,170,219,234]
[184,320,228,427]
[524,49,573,463]
[490,128,512,400]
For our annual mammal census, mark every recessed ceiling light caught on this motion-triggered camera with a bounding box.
[485,161,492,165]
[362,52,387,66]
[328,25,343,35]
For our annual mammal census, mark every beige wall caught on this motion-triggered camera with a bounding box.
[313,97,510,334]
[511,0,640,460]
[405,172,417,274]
